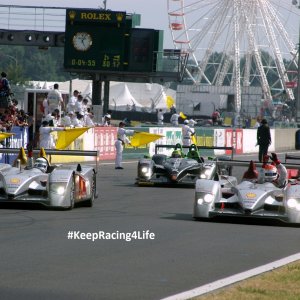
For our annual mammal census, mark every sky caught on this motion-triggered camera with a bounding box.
[1,0,174,48]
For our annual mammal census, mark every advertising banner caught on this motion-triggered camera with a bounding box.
[0,126,28,164]
[149,127,182,156]
[94,127,117,160]
[193,128,214,157]
[225,129,243,155]
[214,129,226,155]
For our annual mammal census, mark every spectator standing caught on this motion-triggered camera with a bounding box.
[182,119,195,147]
[102,110,112,126]
[157,109,164,125]
[84,112,95,127]
[170,104,176,114]
[42,94,49,117]
[0,72,11,97]
[212,109,220,125]
[47,83,63,114]
[76,114,84,127]
[114,121,134,169]
[82,98,89,115]
[257,118,271,162]
[253,116,261,128]
[170,112,180,126]
[189,119,197,127]
[67,90,79,113]
[60,112,72,127]
[70,112,80,127]
[74,94,84,115]
[0,72,11,112]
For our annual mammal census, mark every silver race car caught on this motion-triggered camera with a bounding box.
[0,148,98,209]
[193,159,300,224]
[136,144,232,187]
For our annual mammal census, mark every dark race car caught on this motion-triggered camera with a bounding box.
[136,143,232,187]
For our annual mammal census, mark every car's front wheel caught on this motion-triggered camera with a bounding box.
[85,174,96,207]
[68,179,75,210]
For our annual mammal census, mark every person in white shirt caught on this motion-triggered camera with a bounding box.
[189,119,197,127]
[182,120,195,147]
[42,96,49,116]
[114,121,134,169]
[70,112,80,127]
[39,120,65,149]
[84,112,95,127]
[47,83,63,114]
[74,94,84,115]
[67,90,79,113]
[102,111,112,126]
[76,114,84,127]
[82,98,89,115]
[60,112,72,127]
[170,113,180,126]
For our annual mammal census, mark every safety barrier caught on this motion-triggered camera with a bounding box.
[1,126,298,163]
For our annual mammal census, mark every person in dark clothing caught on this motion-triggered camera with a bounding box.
[257,118,271,162]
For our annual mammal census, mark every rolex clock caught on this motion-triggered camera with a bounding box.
[72,32,93,51]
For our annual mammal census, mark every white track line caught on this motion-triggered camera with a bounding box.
[161,253,300,300]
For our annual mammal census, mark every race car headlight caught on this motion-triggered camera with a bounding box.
[196,193,214,205]
[50,183,67,195]
[197,198,204,205]
[200,168,213,179]
[141,166,148,173]
[287,198,300,211]
[56,186,65,195]
[139,165,152,178]
[204,194,214,203]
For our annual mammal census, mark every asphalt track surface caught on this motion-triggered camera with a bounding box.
[0,155,299,300]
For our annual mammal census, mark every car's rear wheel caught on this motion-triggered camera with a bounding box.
[85,174,96,207]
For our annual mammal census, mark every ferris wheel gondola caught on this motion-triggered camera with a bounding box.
[167,0,300,112]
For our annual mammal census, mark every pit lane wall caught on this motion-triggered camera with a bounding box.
[0,127,297,164]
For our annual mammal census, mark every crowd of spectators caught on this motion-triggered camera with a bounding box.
[0,99,30,132]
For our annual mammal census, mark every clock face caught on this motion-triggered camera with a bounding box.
[72,32,92,51]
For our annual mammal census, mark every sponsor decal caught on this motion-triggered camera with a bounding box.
[10,178,20,184]
[246,192,256,199]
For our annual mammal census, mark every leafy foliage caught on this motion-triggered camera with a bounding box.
[0,45,70,84]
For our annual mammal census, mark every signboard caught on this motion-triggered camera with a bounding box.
[64,9,163,74]
[64,9,128,72]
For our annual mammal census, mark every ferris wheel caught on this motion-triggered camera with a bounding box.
[167,0,300,111]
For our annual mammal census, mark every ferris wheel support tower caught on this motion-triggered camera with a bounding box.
[168,0,299,114]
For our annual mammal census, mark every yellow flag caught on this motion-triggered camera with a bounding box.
[130,132,164,147]
[191,135,197,145]
[56,127,90,150]
[166,95,175,109]
[179,112,187,119]
[0,132,14,141]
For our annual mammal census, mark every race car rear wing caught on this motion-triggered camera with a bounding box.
[0,148,99,173]
[154,144,234,160]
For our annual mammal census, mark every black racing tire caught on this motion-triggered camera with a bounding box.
[84,174,96,207]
